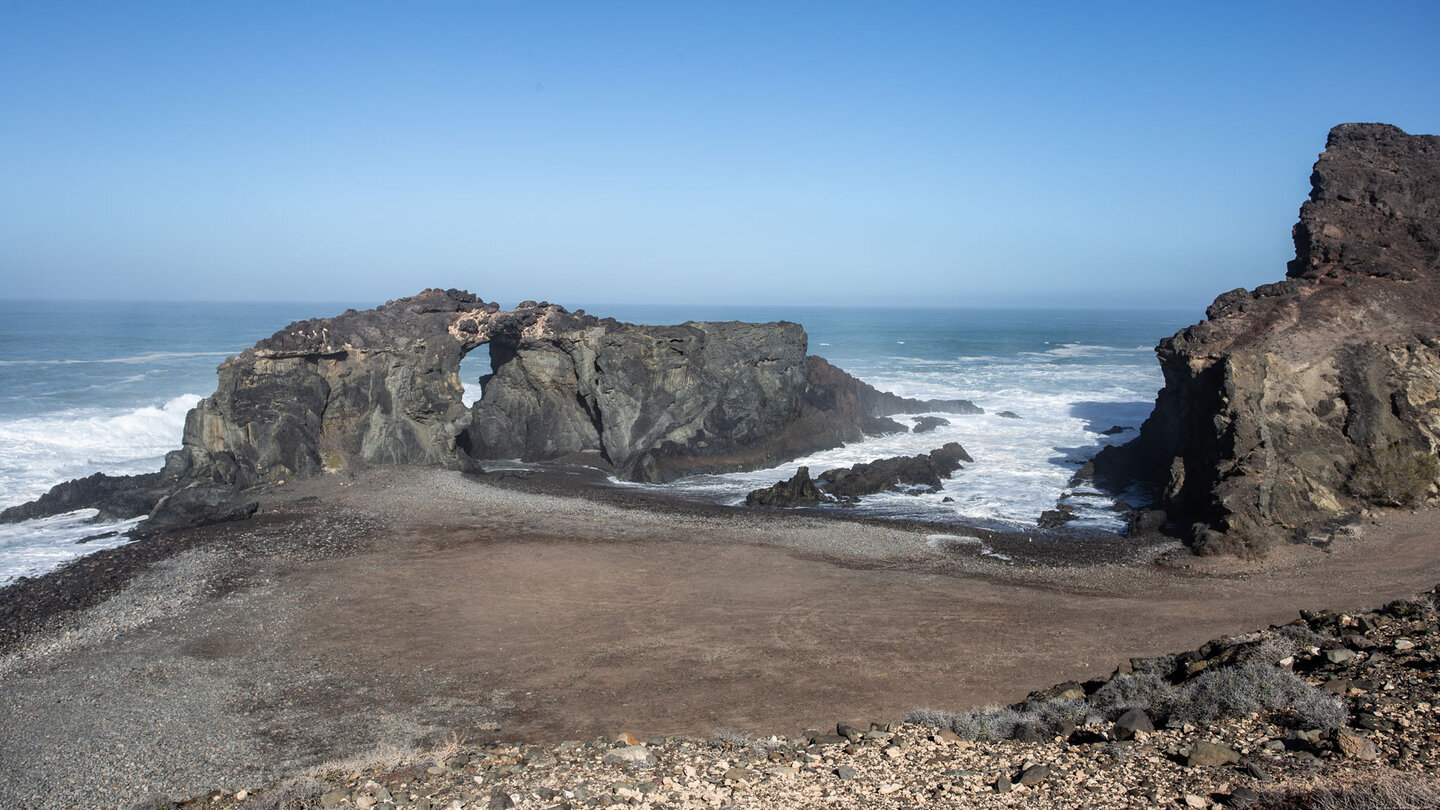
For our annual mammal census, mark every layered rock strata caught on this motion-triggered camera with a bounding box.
[1094,123,1440,554]
[5,291,981,527]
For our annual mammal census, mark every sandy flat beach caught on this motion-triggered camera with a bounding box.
[1,467,1438,809]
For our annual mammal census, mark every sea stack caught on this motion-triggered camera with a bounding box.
[4,292,981,527]
[1095,123,1440,555]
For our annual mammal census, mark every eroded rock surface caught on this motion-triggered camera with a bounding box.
[7,292,982,526]
[1094,123,1440,554]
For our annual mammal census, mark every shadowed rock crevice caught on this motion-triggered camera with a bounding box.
[1094,123,1440,555]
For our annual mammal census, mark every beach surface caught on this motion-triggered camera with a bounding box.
[1,467,1437,808]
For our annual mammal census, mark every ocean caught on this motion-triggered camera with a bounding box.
[0,299,1197,585]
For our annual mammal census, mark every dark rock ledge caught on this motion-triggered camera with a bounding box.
[745,442,973,507]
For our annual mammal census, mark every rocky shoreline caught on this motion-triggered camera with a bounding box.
[6,468,1440,810]
[141,584,1440,810]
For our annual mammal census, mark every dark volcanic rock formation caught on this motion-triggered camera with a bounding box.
[818,442,973,500]
[745,442,974,506]
[1094,123,1440,555]
[913,416,951,433]
[6,291,983,527]
[744,467,830,507]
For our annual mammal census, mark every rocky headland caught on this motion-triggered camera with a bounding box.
[1093,123,1440,556]
[1,293,978,532]
[6,122,1440,810]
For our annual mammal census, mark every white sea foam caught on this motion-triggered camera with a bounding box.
[660,355,1160,532]
[0,510,142,586]
[0,351,235,366]
[925,533,1012,561]
[0,394,201,509]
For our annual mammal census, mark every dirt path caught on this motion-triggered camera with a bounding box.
[1,469,1438,808]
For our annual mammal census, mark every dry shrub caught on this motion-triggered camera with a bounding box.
[1261,770,1440,809]
[1168,663,1346,731]
[1090,672,1177,721]
[905,699,1085,741]
[1349,442,1440,507]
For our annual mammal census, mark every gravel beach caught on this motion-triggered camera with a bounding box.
[2,467,1438,809]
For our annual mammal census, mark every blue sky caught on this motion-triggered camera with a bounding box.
[1,2,1437,308]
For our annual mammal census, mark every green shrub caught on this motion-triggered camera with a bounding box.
[1349,442,1440,507]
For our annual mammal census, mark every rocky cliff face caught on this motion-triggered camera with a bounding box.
[1095,124,1440,555]
[6,291,982,526]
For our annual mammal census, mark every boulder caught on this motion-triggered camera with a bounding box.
[1186,741,1241,768]
[912,416,951,433]
[816,442,972,500]
[1112,708,1155,740]
[1335,729,1378,760]
[744,467,834,507]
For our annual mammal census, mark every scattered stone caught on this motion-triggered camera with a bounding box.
[1184,793,1209,808]
[601,745,652,765]
[1226,786,1259,807]
[994,774,1012,793]
[1016,764,1050,786]
[835,766,856,781]
[1113,708,1155,740]
[1325,648,1357,664]
[997,411,1022,419]
[1187,741,1241,768]
[1336,729,1379,760]
[912,416,951,433]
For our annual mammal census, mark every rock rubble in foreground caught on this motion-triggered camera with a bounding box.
[152,587,1440,810]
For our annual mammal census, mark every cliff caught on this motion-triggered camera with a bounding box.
[1095,123,1440,555]
[4,292,980,525]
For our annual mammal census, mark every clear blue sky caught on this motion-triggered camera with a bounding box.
[2,2,1437,308]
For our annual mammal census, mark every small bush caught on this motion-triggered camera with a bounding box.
[1276,623,1330,649]
[904,707,961,728]
[1168,663,1344,730]
[1349,442,1440,507]
[1291,689,1349,732]
[1025,697,1088,734]
[1261,771,1440,810]
[252,777,326,810]
[907,700,1084,741]
[1091,672,1178,721]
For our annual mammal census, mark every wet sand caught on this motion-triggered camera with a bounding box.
[1,467,1438,808]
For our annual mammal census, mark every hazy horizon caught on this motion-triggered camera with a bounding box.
[3,2,1438,308]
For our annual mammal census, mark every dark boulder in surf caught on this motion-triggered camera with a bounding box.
[816,442,973,501]
[744,467,833,507]
[913,416,951,433]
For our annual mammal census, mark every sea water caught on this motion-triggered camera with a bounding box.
[591,305,1191,531]
[0,300,1196,584]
